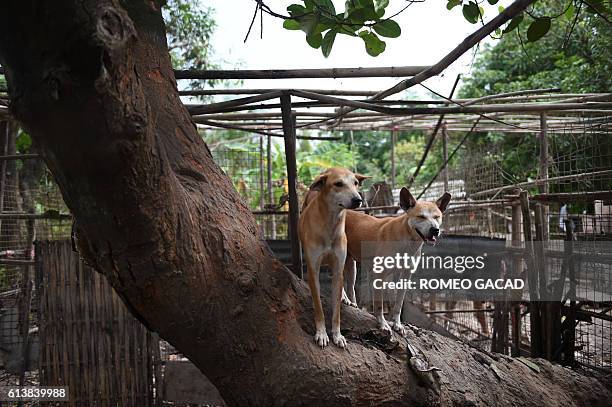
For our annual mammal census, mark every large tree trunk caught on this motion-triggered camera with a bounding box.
[0,1,609,405]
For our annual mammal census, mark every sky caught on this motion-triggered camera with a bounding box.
[201,0,515,98]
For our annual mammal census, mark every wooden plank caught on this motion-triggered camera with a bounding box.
[77,254,91,407]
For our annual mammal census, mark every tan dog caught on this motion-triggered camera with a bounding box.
[342,187,451,335]
[299,168,368,348]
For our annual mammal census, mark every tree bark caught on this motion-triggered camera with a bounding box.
[0,1,609,405]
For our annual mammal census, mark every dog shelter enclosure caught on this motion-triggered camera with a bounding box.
[192,75,612,373]
[1,61,612,407]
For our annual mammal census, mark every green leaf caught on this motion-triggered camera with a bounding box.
[298,14,320,35]
[359,31,386,56]
[487,0,499,4]
[372,19,401,38]
[306,32,323,48]
[287,4,307,15]
[446,0,462,11]
[321,29,337,57]
[283,19,301,30]
[502,14,523,34]
[526,17,551,42]
[462,2,480,24]
[564,3,575,19]
[374,0,390,16]
[314,0,336,14]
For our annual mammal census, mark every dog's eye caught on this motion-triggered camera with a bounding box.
[354,181,359,186]
[334,181,344,187]
[419,215,427,219]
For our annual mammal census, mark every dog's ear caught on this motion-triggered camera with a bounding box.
[309,174,328,191]
[399,187,417,211]
[354,173,371,186]
[436,192,452,213]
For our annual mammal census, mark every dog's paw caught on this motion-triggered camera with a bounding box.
[379,320,393,335]
[332,331,347,348]
[391,321,407,336]
[314,329,329,348]
[341,290,352,306]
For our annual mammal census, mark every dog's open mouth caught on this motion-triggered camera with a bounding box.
[416,229,437,246]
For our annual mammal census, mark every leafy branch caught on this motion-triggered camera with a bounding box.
[260,0,611,58]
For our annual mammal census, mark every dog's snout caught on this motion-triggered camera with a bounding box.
[430,227,440,236]
[351,197,363,208]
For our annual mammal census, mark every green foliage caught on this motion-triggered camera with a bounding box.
[163,0,218,89]
[456,1,611,206]
[16,130,32,153]
[279,1,612,57]
[283,0,400,57]
[460,1,612,97]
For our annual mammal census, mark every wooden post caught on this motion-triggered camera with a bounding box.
[519,190,542,358]
[259,136,265,211]
[511,199,523,356]
[258,135,265,236]
[267,135,276,239]
[442,122,449,192]
[539,112,549,241]
[534,204,550,359]
[562,219,576,365]
[281,95,302,277]
[390,129,396,189]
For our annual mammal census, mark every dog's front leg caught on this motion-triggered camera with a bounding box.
[373,276,392,334]
[331,250,348,348]
[341,257,358,308]
[306,254,328,347]
[390,271,409,336]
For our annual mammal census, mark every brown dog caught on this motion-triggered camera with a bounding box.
[299,168,368,348]
[342,187,451,335]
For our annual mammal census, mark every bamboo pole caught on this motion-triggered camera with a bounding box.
[280,95,302,278]
[0,153,40,161]
[174,65,430,80]
[267,135,275,240]
[390,129,396,189]
[189,91,284,115]
[470,169,612,198]
[180,88,381,96]
[539,112,550,241]
[442,122,449,192]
